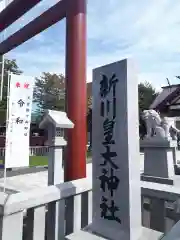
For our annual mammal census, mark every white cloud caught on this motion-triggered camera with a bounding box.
[86,0,180,87]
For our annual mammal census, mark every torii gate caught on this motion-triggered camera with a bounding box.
[0,0,87,181]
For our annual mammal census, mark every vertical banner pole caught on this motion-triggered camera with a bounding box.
[0,0,8,101]
[0,0,10,101]
[3,71,11,193]
[0,55,5,101]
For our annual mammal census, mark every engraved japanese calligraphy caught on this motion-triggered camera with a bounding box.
[99,73,121,224]
[91,60,141,240]
[100,197,121,223]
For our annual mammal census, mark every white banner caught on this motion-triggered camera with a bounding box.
[5,74,35,168]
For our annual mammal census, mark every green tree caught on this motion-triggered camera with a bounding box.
[138,81,158,112]
[0,58,22,124]
[87,81,159,143]
[33,72,65,115]
[138,81,159,139]
[3,59,23,75]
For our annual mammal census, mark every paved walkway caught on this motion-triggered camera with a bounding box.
[0,163,93,193]
[0,151,176,193]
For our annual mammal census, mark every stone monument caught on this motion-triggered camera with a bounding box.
[141,109,178,185]
[66,59,162,240]
[89,59,143,240]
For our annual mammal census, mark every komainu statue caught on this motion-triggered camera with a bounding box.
[141,109,179,140]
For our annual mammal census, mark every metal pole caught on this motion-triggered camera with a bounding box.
[0,55,5,101]
[65,0,87,181]
[0,0,6,101]
[3,70,10,193]
[0,0,10,101]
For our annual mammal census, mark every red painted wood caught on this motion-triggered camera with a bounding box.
[0,0,42,32]
[65,0,87,181]
[0,0,66,54]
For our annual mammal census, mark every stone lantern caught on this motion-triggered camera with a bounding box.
[39,110,74,185]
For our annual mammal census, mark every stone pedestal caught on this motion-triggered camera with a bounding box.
[66,228,163,240]
[171,147,180,175]
[172,147,177,166]
[141,139,176,185]
[47,132,67,185]
[160,219,180,239]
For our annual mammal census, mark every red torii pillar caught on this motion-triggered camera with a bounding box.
[65,0,87,181]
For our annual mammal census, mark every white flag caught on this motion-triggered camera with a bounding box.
[5,74,35,168]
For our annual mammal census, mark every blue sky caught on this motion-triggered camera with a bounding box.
[1,0,180,90]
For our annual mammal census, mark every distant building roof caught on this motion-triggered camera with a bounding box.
[150,84,180,110]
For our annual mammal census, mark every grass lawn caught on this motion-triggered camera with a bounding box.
[87,150,92,158]
[0,151,92,167]
[29,156,48,166]
[0,156,48,167]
